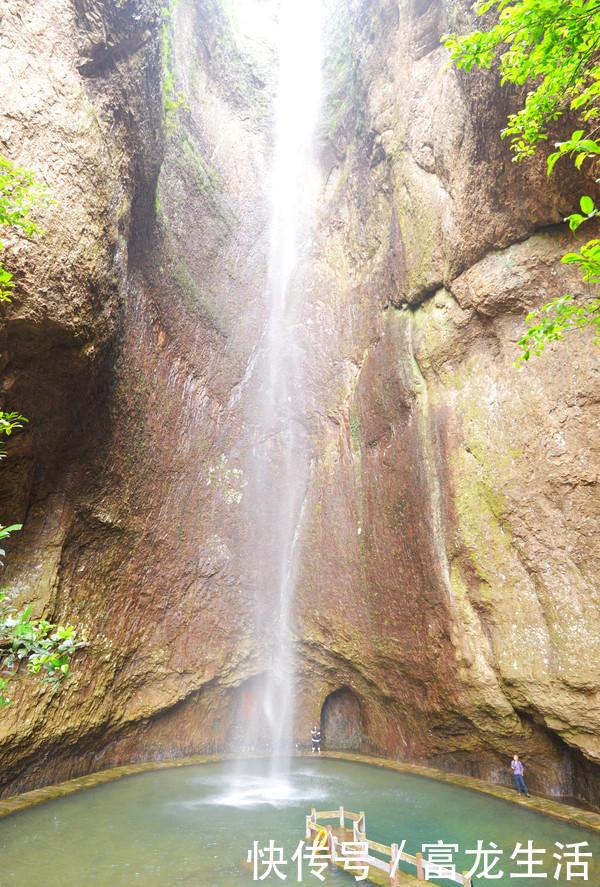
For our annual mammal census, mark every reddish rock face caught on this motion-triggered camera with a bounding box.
[1,0,600,808]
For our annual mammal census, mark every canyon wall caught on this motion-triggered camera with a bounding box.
[1,0,600,806]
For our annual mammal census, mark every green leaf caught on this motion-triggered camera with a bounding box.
[0,524,22,539]
[568,214,585,232]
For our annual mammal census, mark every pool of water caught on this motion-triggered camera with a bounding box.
[0,758,597,886]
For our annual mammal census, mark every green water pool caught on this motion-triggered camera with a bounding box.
[0,758,597,886]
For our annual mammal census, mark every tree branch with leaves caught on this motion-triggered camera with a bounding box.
[444,0,600,362]
[0,592,88,709]
[0,155,51,301]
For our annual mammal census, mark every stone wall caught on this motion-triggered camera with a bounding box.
[294,0,600,805]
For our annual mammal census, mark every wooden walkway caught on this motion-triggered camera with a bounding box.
[326,825,433,887]
[306,806,472,887]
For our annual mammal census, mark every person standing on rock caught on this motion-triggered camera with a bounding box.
[511,754,530,798]
[311,725,321,754]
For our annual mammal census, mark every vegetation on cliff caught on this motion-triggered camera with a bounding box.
[0,594,87,709]
[0,413,88,709]
[0,414,87,709]
[0,156,86,709]
[0,415,87,712]
[0,155,49,300]
[0,156,42,554]
[445,0,600,361]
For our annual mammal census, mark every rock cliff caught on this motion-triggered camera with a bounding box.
[1,0,600,807]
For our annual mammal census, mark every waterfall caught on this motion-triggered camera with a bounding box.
[237,0,323,767]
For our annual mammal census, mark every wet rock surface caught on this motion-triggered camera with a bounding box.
[1,0,600,808]
[296,0,600,806]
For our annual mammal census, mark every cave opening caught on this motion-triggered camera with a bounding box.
[515,708,600,811]
[320,686,366,751]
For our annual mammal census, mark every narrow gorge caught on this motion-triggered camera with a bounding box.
[1,0,600,812]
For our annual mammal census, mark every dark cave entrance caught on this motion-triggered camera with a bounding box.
[320,686,366,751]
[514,709,600,810]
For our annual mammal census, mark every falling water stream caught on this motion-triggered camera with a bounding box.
[238,0,323,767]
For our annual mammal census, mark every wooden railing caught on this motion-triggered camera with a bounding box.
[305,807,473,887]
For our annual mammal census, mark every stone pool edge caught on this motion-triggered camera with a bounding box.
[0,753,234,819]
[1,749,599,835]
[316,750,600,834]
